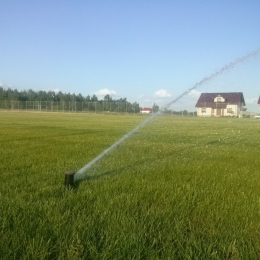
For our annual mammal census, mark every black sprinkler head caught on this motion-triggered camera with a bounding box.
[64,171,75,188]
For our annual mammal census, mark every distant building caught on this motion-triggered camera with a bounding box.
[140,107,152,114]
[195,92,246,117]
[257,96,260,104]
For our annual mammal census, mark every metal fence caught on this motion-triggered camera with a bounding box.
[0,100,141,114]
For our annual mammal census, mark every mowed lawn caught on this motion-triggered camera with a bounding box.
[1,112,260,259]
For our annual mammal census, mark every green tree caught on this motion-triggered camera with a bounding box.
[84,95,91,102]
[152,103,159,113]
[0,87,6,100]
[91,94,98,102]
[104,94,112,101]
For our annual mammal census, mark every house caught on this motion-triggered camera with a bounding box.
[140,107,152,114]
[195,92,246,117]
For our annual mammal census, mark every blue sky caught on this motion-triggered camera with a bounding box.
[1,0,260,112]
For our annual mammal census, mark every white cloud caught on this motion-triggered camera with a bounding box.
[52,88,60,93]
[188,89,201,97]
[0,82,15,88]
[94,88,117,98]
[154,89,172,97]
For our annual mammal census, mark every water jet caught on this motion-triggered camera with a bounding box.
[66,48,260,181]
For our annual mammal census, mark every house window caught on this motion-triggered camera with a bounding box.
[227,108,233,113]
[217,98,221,102]
[201,108,206,113]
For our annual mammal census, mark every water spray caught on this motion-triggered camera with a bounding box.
[65,47,260,183]
[164,48,260,110]
[73,114,158,180]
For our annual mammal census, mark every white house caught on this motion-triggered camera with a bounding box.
[195,92,246,117]
[140,107,152,114]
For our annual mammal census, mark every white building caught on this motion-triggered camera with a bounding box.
[140,107,152,114]
[195,92,246,117]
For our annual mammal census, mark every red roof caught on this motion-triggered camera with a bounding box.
[258,96,260,105]
[195,92,246,108]
[141,107,152,111]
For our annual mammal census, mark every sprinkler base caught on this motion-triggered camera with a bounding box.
[64,171,75,188]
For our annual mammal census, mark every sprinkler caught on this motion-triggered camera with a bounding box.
[64,171,75,188]
[71,48,260,179]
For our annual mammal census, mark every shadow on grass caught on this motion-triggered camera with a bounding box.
[73,166,131,190]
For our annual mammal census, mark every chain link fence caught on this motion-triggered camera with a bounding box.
[0,100,143,114]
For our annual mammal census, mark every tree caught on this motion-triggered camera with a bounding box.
[0,87,6,100]
[85,95,91,102]
[76,93,84,101]
[91,94,98,102]
[152,103,159,113]
[104,94,112,101]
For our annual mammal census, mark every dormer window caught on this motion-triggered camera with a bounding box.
[214,96,224,102]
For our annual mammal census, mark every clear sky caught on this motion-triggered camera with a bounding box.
[1,0,260,112]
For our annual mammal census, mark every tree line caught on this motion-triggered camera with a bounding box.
[0,87,196,115]
[0,87,144,112]
[0,87,130,103]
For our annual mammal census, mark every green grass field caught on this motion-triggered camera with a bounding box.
[1,112,260,259]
